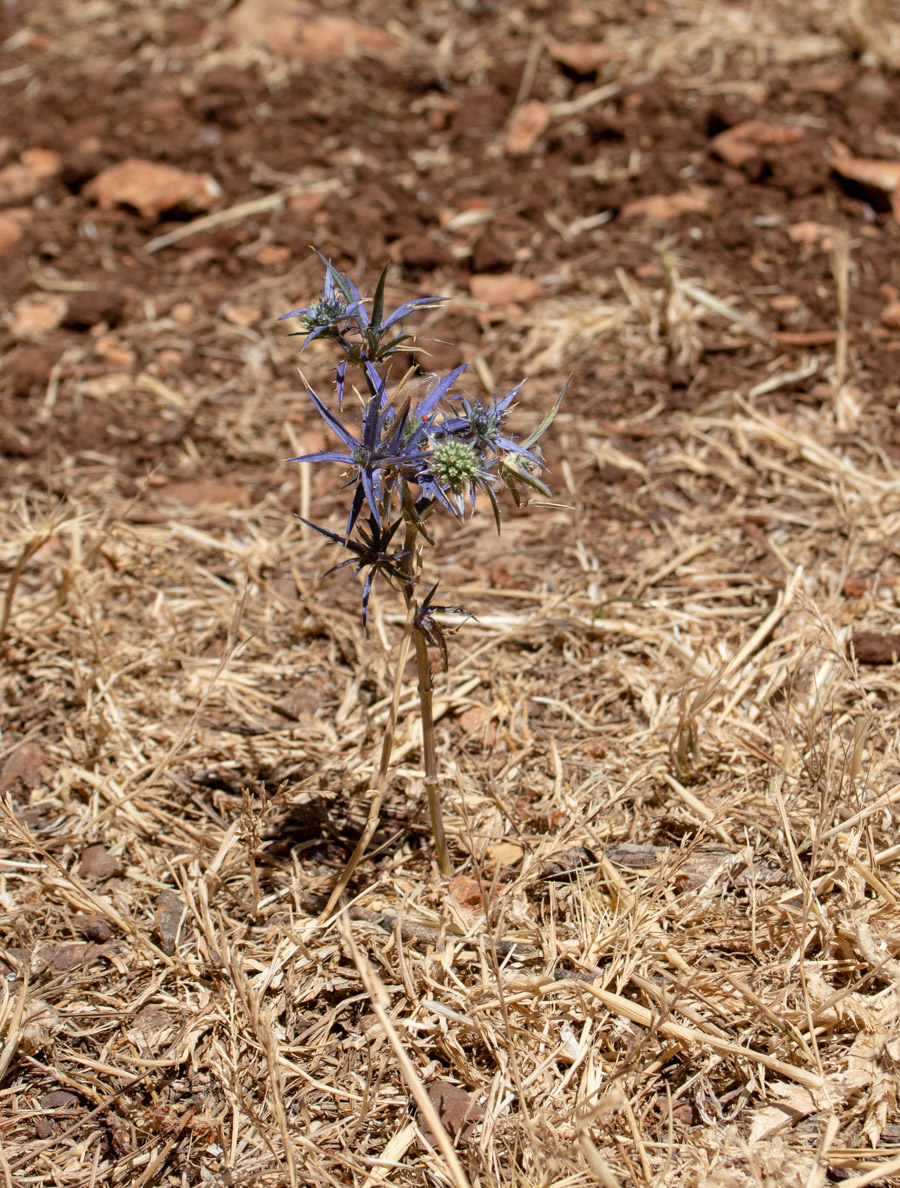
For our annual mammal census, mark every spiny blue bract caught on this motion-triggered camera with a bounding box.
[281,254,565,624]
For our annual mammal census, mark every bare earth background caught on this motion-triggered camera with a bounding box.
[2,1,900,1185]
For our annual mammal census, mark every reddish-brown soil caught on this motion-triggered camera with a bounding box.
[3,1,900,487]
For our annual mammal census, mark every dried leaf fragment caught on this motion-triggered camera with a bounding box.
[747,1082,819,1143]
[34,942,120,973]
[78,843,121,879]
[160,478,250,508]
[0,743,47,795]
[541,845,597,880]
[153,889,186,955]
[417,1080,483,1150]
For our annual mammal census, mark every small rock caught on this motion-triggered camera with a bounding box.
[504,100,551,155]
[457,704,489,734]
[851,632,900,664]
[881,300,900,330]
[0,209,29,255]
[170,301,195,326]
[469,272,540,306]
[223,303,261,326]
[62,288,126,330]
[155,348,183,370]
[93,335,136,366]
[710,121,803,168]
[257,242,291,265]
[623,187,713,219]
[21,147,60,179]
[0,148,61,203]
[546,36,619,74]
[5,345,58,396]
[226,0,402,61]
[471,232,515,273]
[486,841,524,866]
[395,234,452,270]
[78,844,121,880]
[85,159,221,218]
[287,191,325,219]
[787,221,838,251]
[448,875,484,908]
[9,293,68,339]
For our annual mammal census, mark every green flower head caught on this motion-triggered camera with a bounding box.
[429,438,481,492]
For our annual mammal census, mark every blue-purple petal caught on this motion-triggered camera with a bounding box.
[359,469,381,526]
[278,305,314,322]
[494,382,523,412]
[415,364,468,418]
[496,436,542,466]
[343,274,369,328]
[379,295,444,331]
[285,450,353,464]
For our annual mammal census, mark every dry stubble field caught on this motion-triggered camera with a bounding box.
[2,1,900,1185]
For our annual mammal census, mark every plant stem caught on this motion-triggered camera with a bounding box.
[413,623,451,875]
[320,599,416,919]
[402,510,451,876]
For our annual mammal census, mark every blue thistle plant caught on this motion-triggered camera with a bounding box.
[282,254,564,895]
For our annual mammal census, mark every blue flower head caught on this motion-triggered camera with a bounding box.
[280,257,565,622]
[279,251,445,374]
[286,380,431,534]
[278,260,366,349]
